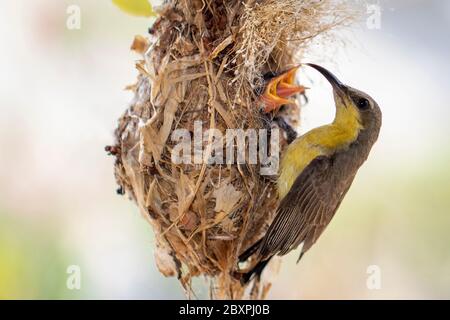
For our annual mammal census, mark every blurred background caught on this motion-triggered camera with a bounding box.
[0,0,449,299]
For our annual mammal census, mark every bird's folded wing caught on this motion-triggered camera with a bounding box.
[257,155,352,260]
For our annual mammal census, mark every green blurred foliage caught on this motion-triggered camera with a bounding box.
[0,212,78,299]
[112,0,156,17]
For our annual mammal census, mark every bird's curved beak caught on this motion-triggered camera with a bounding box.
[305,63,346,96]
[261,65,305,113]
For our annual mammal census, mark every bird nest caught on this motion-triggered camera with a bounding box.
[108,0,355,299]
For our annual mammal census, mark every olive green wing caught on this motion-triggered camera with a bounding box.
[257,154,355,261]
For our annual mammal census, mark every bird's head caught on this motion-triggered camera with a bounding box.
[305,63,382,132]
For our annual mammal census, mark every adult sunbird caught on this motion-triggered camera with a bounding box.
[239,63,382,284]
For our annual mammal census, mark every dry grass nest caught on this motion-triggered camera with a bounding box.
[107,0,357,299]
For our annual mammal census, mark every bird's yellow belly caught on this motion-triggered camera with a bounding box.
[277,123,361,199]
[277,140,324,199]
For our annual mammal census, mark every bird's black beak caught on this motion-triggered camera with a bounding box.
[305,63,346,96]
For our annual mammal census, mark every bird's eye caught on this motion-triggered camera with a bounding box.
[356,98,370,110]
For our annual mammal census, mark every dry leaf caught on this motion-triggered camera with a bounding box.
[154,243,179,277]
[213,182,242,215]
[175,172,196,218]
[179,211,199,231]
[131,35,150,55]
[209,35,234,59]
[139,97,177,165]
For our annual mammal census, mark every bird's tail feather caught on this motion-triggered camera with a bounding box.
[241,258,271,285]
[239,239,263,262]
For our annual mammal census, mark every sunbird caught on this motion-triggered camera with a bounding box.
[239,64,382,283]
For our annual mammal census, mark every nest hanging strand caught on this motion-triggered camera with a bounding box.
[109,0,355,299]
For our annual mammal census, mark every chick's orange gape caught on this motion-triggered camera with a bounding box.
[260,66,306,113]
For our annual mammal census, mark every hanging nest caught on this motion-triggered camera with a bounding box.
[108,0,355,299]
